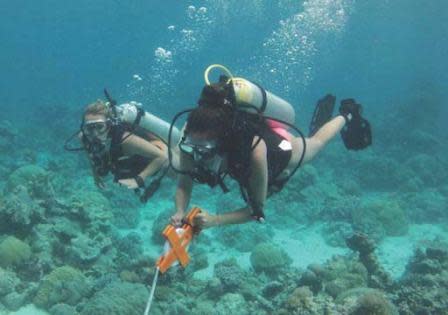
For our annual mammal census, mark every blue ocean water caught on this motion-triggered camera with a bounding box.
[1,1,447,314]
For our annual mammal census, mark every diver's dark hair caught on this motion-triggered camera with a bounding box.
[185,104,233,139]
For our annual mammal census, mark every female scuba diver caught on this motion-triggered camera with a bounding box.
[170,65,371,228]
[82,100,169,189]
[65,92,182,202]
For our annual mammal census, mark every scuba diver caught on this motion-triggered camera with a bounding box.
[169,65,372,228]
[65,91,182,202]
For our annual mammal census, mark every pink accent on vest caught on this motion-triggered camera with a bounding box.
[267,119,291,140]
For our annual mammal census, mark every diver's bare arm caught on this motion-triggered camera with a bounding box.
[213,206,253,226]
[214,139,268,226]
[175,174,193,215]
[122,134,167,179]
[303,115,346,163]
[174,152,194,216]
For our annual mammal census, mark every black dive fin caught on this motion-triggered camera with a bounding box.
[340,99,372,150]
[309,94,336,136]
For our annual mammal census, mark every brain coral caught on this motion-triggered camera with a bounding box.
[80,280,148,315]
[250,242,292,273]
[349,290,398,315]
[351,198,408,241]
[0,236,32,268]
[33,266,91,309]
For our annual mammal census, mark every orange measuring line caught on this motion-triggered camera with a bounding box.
[156,207,202,273]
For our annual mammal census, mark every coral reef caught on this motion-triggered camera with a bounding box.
[284,286,314,311]
[107,192,141,228]
[65,234,113,268]
[80,281,148,315]
[33,266,91,309]
[214,223,274,252]
[393,243,448,314]
[69,191,113,233]
[49,303,79,315]
[5,164,54,201]
[0,236,32,268]
[401,188,447,223]
[320,255,368,298]
[346,232,393,289]
[0,98,446,315]
[214,258,245,289]
[404,154,447,187]
[0,186,46,236]
[250,242,292,274]
[351,198,409,242]
[151,210,172,245]
[321,221,354,247]
[0,268,19,297]
[215,293,248,315]
[349,290,398,315]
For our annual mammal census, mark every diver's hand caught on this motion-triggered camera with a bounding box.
[170,211,184,227]
[193,212,219,230]
[118,178,139,189]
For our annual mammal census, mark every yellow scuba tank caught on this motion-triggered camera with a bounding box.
[204,64,296,126]
[115,102,181,146]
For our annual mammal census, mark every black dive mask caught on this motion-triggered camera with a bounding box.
[82,119,109,134]
[179,137,219,162]
[179,136,228,190]
[81,119,110,142]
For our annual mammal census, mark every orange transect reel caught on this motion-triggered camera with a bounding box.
[156,207,202,273]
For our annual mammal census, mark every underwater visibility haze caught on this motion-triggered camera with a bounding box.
[0,1,447,314]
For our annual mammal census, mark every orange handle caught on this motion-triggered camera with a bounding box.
[156,207,202,273]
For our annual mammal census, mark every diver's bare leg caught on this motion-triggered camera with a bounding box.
[289,115,346,167]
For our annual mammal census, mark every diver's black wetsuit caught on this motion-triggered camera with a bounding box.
[226,119,292,193]
[108,125,152,181]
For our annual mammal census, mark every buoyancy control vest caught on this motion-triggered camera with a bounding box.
[108,124,153,181]
[224,112,292,191]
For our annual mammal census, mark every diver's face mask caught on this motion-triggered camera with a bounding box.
[81,119,110,143]
[179,136,225,186]
[179,136,220,162]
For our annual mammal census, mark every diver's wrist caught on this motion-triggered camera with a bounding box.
[175,208,185,216]
[213,214,222,226]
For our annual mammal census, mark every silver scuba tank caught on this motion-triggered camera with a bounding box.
[115,102,181,146]
[204,64,296,126]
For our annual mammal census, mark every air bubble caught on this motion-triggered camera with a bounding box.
[132,74,142,81]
